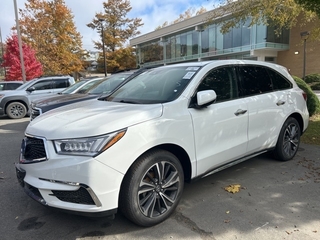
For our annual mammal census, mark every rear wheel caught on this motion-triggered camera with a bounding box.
[6,102,27,119]
[120,149,184,227]
[273,117,301,161]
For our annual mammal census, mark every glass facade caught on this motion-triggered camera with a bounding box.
[136,18,290,67]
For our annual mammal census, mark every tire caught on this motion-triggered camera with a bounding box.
[273,117,301,161]
[120,149,184,227]
[6,102,27,119]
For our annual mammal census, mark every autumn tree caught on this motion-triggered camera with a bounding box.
[210,0,320,39]
[18,0,84,75]
[87,0,143,72]
[1,35,42,80]
[295,0,320,17]
[155,7,207,30]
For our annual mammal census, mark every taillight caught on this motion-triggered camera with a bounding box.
[302,91,307,101]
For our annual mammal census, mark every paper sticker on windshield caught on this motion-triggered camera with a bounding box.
[186,67,200,71]
[183,72,196,79]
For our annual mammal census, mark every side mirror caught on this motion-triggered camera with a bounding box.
[196,90,217,108]
[26,87,35,92]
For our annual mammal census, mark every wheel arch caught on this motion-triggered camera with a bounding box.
[3,98,29,115]
[288,112,304,135]
[122,143,192,184]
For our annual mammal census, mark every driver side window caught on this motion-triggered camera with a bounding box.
[197,66,238,102]
[32,81,52,90]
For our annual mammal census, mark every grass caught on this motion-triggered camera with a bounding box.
[301,113,320,146]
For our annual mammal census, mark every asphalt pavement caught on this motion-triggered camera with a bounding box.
[0,116,320,240]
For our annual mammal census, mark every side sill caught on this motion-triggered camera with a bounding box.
[190,148,274,183]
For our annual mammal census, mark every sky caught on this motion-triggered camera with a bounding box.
[0,0,216,51]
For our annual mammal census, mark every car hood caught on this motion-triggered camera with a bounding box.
[33,93,93,106]
[27,99,163,139]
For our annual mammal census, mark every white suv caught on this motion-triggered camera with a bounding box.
[16,60,309,227]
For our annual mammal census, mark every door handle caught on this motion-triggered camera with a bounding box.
[234,109,247,116]
[276,100,286,106]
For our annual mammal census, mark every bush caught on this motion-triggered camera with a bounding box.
[312,82,320,90]
[293,76,320,117]
[304,73,320,84]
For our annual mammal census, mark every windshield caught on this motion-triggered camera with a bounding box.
[60,80,88,94]
[88,73,132,95]
[107,66,200,104]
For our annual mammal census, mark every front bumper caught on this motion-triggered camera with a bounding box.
[15,154,124,216]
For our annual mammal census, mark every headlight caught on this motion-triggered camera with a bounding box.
[53,129,126,156]
[0,94,5,99]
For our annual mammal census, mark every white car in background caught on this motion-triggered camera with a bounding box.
[16,60,309,227]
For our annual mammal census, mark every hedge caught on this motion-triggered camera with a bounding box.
[293,76,320,117]
[304,73,320,84]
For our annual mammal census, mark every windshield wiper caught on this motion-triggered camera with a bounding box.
[119,100,140,104]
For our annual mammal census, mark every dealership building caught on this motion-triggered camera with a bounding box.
[130,9,320,78]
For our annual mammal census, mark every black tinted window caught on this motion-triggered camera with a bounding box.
[239,66,272,96]
[267,69,292,90]
[53,79,69,88]
[197,66,238,102]
[33,81,52,90]
[6,83,22,90]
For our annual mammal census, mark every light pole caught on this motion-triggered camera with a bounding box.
[13,0,26,82]
[300,31,310,80]
[98,18,107,77]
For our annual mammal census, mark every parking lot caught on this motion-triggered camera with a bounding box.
[1,116,320,240]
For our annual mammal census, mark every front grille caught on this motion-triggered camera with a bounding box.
[21,136,47,163]
[51,187,95,205]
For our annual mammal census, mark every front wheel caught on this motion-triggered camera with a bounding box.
[273,117,301,161]
[120,149,184,227]
[6,102,27,119]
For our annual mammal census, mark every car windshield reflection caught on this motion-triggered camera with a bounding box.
[107,66,201,104]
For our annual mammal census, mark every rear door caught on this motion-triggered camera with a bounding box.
[188,65,249,176]
[238,65,289,154]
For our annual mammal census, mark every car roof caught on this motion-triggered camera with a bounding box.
[1,80,24,83]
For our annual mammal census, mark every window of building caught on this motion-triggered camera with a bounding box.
[192,31,198,55]
[201,28,209,53]
[180,33,187,56]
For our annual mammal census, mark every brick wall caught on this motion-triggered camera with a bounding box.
[277,18,320,78]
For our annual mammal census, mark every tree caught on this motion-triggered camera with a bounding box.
[210,0,319,38]
[155,7,207,30]
[87,0,143,72]
[18,0,84,75]
[1,35,42,80]
[295,0,320,18]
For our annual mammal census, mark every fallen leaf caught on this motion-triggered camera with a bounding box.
[224,184,241,193]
